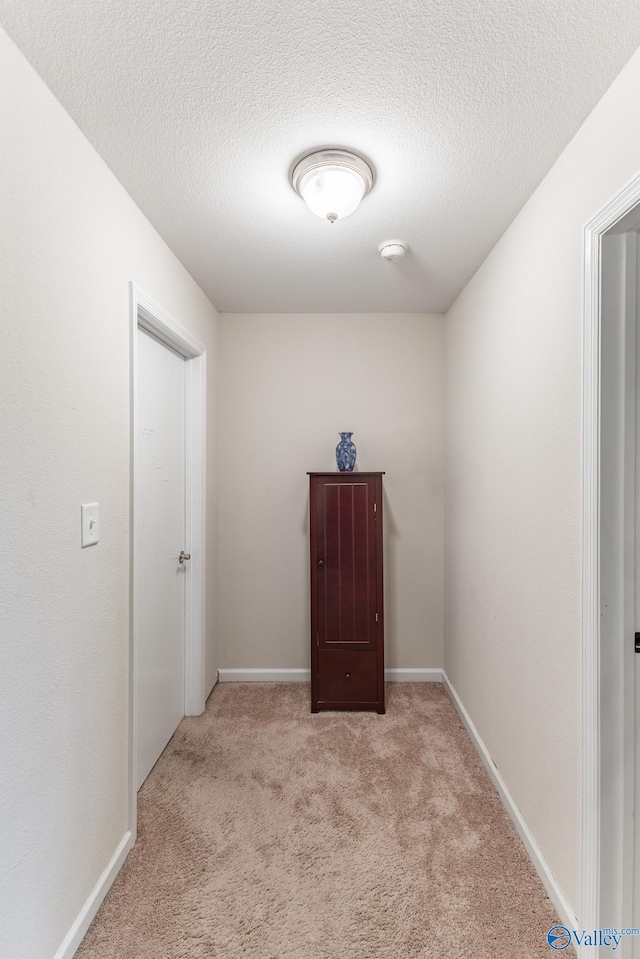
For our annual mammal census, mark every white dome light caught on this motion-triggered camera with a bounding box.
[291,149,374,223]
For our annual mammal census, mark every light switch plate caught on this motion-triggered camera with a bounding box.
[81,503,99,547]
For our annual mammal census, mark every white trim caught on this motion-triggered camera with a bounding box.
[582,169,640,944]
[129,283,207,834]
[385,667,442,682]
[184,350,207,716]
[218,668,311,682]
[205,672,218,700]
[136,287,205,359]
[442,672,577,931]
[53,832,133,959]
[217,667,444,683]
[128,287,137,841]
[581,181,603,941]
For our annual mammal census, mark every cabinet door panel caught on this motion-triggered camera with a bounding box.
[316,478,376,648]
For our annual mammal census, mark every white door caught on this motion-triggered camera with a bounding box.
[135,326,187,789]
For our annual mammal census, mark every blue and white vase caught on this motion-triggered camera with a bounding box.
[335,432,357,472]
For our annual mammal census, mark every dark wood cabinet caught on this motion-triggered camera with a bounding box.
[308,472,384,713]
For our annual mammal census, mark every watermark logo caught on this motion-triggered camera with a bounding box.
[547,926,572,951]
[547,926,640,952]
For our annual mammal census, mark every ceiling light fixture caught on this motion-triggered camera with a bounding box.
[291,148,374,223]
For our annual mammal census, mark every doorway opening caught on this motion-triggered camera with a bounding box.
[583,172,640,955]
[129,283,207,838]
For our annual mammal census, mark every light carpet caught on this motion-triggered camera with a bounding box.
[76,683,570,958]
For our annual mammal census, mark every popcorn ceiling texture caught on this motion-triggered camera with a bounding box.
[2,0,640,312]
[75,683,571,959]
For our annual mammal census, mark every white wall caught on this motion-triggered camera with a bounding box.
[0,29,218,959]
[217,312,444,671]
[445,44,640,916]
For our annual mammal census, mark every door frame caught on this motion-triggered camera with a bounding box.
[129,283,207,837]
[582,170,640,949]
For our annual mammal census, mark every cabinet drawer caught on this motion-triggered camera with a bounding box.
[317,650,379,707]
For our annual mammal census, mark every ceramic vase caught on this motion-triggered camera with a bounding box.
[335,432,357,472]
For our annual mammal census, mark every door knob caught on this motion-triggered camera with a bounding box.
[318,559,325,568]
[178,550,191,564]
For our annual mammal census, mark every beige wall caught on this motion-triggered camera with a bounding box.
[0,29,218,959]
[217,312,444,671]
[445,45,640,916]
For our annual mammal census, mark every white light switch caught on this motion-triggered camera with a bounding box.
[81,503,99,547]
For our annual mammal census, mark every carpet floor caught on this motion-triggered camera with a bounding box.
[76,683,570,958]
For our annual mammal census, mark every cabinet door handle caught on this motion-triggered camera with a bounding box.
[345,672,351,680]
[318,559,324,568]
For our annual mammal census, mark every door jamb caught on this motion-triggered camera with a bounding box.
[582,170,640,949]
[129,283,207,839]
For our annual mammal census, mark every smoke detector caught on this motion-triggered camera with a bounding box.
[378,240,408,262]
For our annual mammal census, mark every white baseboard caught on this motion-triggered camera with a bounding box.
[442,671,577,931]
[385,668,443,682]
[217,668,443,683]
[54,830,133,959]
[205,672,218,700]
[218,668,310,682]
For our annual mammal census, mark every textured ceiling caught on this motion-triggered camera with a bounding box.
[3,1,640,313]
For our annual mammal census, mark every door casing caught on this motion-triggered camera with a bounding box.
[582,171,640,956]
[129,283,207,839]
